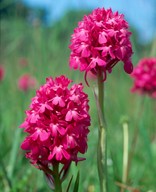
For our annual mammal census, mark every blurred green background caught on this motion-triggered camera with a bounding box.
[0,0,156,191]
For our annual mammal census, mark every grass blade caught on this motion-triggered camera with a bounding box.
[73,171,80,192]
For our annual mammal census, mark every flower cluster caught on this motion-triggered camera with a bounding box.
[20,75,90,168]
[131,57,156,98]
[69,8,133,82]
[18,74,37,92]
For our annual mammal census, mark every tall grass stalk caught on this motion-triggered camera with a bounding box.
[121,121,129,192]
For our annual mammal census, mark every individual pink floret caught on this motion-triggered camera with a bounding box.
[69,8,133,83]
[131,57,156,98]
[20,75,90,169]
[18,74,37,92]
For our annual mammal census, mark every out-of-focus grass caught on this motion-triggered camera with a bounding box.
[0,12,156,192]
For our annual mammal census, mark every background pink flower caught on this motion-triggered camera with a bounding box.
[0,65,5,81]
[69,8,133,82]
[131,57,156,98]
[20,75,90,168]
[18,74,37,92]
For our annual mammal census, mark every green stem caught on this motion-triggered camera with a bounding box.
[97,72,107,192]
[121,122,129,192]
[53,163,62,192]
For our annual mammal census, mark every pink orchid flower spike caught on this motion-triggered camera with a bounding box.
[131,57,156,98]
[69,8,133,85]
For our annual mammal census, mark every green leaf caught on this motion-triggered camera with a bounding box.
[8,128,22,179]
[73,171,80,192]
[139,121,153,163]
[65,175,73,192]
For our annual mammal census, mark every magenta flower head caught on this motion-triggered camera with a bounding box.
[18,74,37,92]
[131,57,156,98]
[20,75,90,172]
[69,8,133,83]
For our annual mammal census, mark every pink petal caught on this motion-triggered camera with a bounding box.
[109,47,115,59]
[89,60,96,69]
[98,32,107,44]
[50,124,58,137]
[97,58,106,66]
[31,131,39,141]
[124,60,133,74]
[45,103,52,110]
[48,152,54,160]
[62,149,70,160]
[39,104,46,113]
[39,130,50,141]
[32,146,39,155]
[71,110,79,121]
[69,55,79,69]
[67,135,77,148]
[81,47,90,57]
[21,138,31,150]
[58,126,66,135]
[78,29,88,41]
[65,110,72,121]
[116,47,126,60]
[59,98,65,107]
[55,149,63,160]
[19,121,28,129]
[52,96,60,105]
[101,47,109,57]
[29,113,39,123]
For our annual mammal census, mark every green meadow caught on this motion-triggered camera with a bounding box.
[0,8,156,192]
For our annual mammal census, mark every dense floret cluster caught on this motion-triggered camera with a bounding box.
[69,8,133,82]
[131,58,156,98]
[20,75,90,168]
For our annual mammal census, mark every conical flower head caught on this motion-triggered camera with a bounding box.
[131,57,156,98]
[20,75,90,168]
[69,8,133,82]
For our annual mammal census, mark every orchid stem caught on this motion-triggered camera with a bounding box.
[53,163,62,192]
[97,71,107,192]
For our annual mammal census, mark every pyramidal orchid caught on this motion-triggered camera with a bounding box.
[20,75,90,191]
[69,8,133,192]
[131,57,156,98]
[69,8,133,83]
